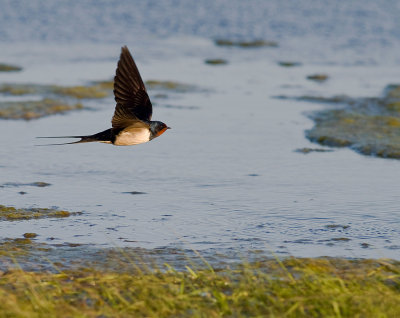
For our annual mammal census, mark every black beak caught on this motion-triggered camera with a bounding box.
[167,127,171,129]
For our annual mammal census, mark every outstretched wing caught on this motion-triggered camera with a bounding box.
[112,46,152,129]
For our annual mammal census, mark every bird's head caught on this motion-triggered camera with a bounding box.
[150,121,171,139]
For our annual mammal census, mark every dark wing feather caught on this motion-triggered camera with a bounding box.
[112,46,152,128]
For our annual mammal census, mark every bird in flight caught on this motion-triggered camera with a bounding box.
[39,46,170,146]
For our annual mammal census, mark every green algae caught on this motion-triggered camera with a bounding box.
[0,205,82,221]
[304,84,400,159]
[0,84,37,95]
[215,39,278,48]
[0,63,22,72]
[205,58,228,65]
[23,233,38,239]
[0,81,114,119]
[0,82,112,99]
[0,99,84,120]
[0,83,48,96]
[278,61,302,67]
[0,79,197,120]
[307,74,329,82]
[52,84,109,99]
[145,80,196,92]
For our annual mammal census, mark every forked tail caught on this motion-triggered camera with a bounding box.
[36,135,95,146]
[36,128,113,146]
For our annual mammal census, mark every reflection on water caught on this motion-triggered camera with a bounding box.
[0,1,399,260]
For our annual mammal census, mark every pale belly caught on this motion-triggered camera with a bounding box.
[113,128,151,146]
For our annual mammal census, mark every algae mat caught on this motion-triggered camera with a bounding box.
[305,85,400,159]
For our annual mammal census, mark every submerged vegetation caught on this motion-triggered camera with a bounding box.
[278,61,302,67]
[0,77,198,119]
[0,82,111,99]
[0,204,82,221]
[52,84,109,99]
[0,63,22,72]
[0,78,121,119]
[306,74,329,82]
[0,99,83,119]
[145,80,196,92]
[0,247,398,317]
[295,147,333,154]
[215,39,278,48]
[0,181,51,188]
[0,82,111,119]
[205,58,228,65]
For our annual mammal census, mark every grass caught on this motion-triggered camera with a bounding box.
[0,255,398,317]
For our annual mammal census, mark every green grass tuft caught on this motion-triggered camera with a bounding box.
[0,257,398,317]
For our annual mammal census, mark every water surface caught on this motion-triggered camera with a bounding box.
[0,1,399,260]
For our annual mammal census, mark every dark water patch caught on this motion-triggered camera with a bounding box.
[284,239,313,244]
[53,243,83,247]
[0,204,82,221]
[361,243,371,248]
[215,39,278,48]
[385,245,400,250]
[295,147,334,154]
[1,181,51,188]
[331,237,351,242]
[0,63,22,72]
[122,191,147,195]
[325,224,350,230]
[275,94,352,104]
[153,93,168,99]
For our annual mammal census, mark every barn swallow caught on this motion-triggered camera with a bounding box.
[38,46,170,146]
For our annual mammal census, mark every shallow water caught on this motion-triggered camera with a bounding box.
[0,1,399,260]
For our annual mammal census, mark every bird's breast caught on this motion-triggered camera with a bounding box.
[113,127,151,146]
